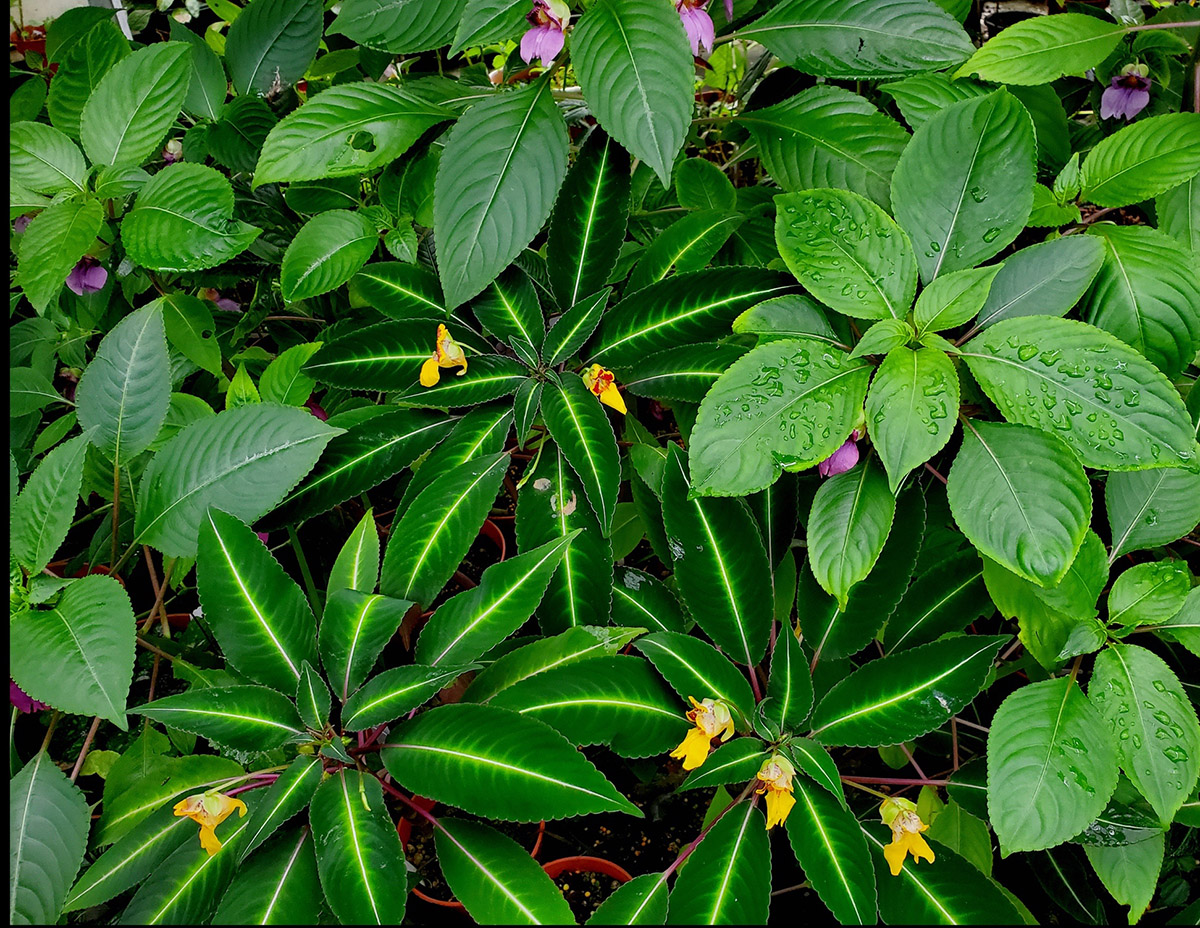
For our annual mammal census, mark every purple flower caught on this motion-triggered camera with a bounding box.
[520,0,569,66]
[10,681,48,713]
[65,257,108,296]
[1101,64,1151,121]
[305,397,328,421]
[13,214,33,234]
[256,531,270,545]
[163,139,183,164]
[818,429,862,478]
[677,0,715,56]
[200,287,241,313]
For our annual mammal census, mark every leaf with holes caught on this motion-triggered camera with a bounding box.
[811,635,1007,747]
[382,703,641,821]
[666,802,770,924]
[280,210,378,302]
[633,631,755,725]
[309,771,407,925]
[134,686,305,752]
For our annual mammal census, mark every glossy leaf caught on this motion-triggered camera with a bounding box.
[973,235,1105,331]
[913,265,1001,336]
[541,372,620,535]
[956,13,1123,84]
[134,686,306,752]
[341,664,476,730]
[629,210,744,290]
[1084,834,1164,925]
[666,802,770,924]
[397,403,512,509]
[883,550,991,653]
[588,871,670,925]
[766,626,813,733]
[680,738,772,792]
[382,703,642,821]
[633,631,755,724]
[320,591,413,702]
[988,677,1120,852]
[571,0,693,188]
[303,321,478,391]
[610,567,689,634]
[891,91,1035,283]
[225,0,320,97]
[1080,113,1200,208]
[471,265,544,357]
[212,827,322,926]
[1108,562,1190,629]
[239,756,323,861]
[391,354,529,408]
[462,625,626,704]
[280,210,377,302]
[1107,467,1200,559]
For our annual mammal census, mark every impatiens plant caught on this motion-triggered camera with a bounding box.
[9,0,1200,925]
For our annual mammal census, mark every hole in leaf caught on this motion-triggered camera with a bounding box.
[349,131,376,152]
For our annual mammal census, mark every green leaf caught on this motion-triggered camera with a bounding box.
[808,459,896,609]
[515,439,614,633]
[666,802,770,924]
[309,771,407,925]
[926,800,992,876]
[1082,225,1200,380]
[303,321,475,391]
[1108,562,1190,629]
[212,827,322,926]
[864,825,1023,924]
[10,575,134,728]
[660,444,773,666]
[383,703,641,820]
[589,872,669,924]
[619,343,747,402]
[169,19,225,121]
[76,303,171,463]
[379,452,508,605]
[259,343,321,407]
[786,738,845,805]
[913,265,1002,336]
[280,211,377,303]
[396,403,511,509]
[319,591,413,702]
[612,567,688,634]
[633,631,755,725]
[740,85,909,209]
[849,318,913,360]
[776,187,917,320]
[676,157,736,210]
[225,0,320,97]
[134,685,305,752]
[330,0,458,53]
[1081,114,1200,208]
[471,264,544,362]
[10,120,87,194]
[450,0,528,55]
[160,294,222,377]
[730,294,838,344]
[295,661,329,731]
[17,198,103,314]
[1083,834,1164,925]
[766,626,813,732]
[571,0,693,188]
[491,655,688,758]
[587,268,799,368]
[891,91,1035,283]
[47,22,129,139]
[1156,174,1199,255]
[988,676,1120,852]
[80,42,190,166]
[689,338,871,496]
[879,73,989,133]
[739,0,973,79]
[327,510,381,603]
[239,756,323,860]
[225,364,261,410]
[629,210,744,290]
[786,776,876,924]
[973,235,1105,332]
[542,289,610,367]
[541,373,620,536]
[255,84,451,185]
[1089,643,1200,824]
[463,625,622,704]
[135,404,340,558]
[810,634,1005,747]
[948,420,1091,587]
[123,164,262,272]
[10,752,90,926]
[548,129,631,309]
[435,79,567,308]
[883,550,991,653]
[341,664,475,730]
[959,316,1199,472]
[956,13,1124,85]
[391,353,529,408]
[10,432,89,575]
[416,532,580,667]
[436,818,574,924]
[1107,468,1200,559]
[867,347,959,493]
[680,738,771,792]
[64,805,193,913]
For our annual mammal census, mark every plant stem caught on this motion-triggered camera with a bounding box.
[841,778,893,800]
[69,716,102,783]
[899,742,929,781]
[288,525,323,615]
[39,710,61,753]
[658,780,758,884]
[771,880,812,897]
[923,462,948,486]
[136,637,178,661]
[842,775,951,788]
[954,715,990,734]
[1124,20,1200,32]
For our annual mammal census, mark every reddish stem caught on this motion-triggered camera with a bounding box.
[226,774,280,797]
[842,775,950,787]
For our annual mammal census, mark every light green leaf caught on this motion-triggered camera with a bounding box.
[10,432,89,575]
[451,0,529,55]
[988,676,1119,852]
[913,265,1002,336]
[169,19,225,121]
[666,802,770,924]
[1108,562,1190,628]
[879,72,992,133]
[134,685,305,752]
[225,0,321,97]
[571,0,693,188]
[47,21,129,139]
[1156,174,1199,254]
[1083,834,1164,925]
[160,294,222,377]
[17,198,103,314]
[10,121,87,194]
[926,800,993,876]
[849,319,912,360]
[676,157,736,210]
[280,211,377,302]
[808,459,896,609]
[1107,468,1200,559]
[956,13,1124,85]
[1081,113,1200,208]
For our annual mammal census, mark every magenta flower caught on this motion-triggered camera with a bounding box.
[305,397,328,421]
[10,681,48,713]
[520,0,569,66]
[818,429,862,478]
[66,257,108,296]
[200,287,241,313]
[1100,63,1151,121]
[677,0,715,56]
[256,531,270,545]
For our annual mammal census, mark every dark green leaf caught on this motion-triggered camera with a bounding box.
[666,802,770,924]
[225,0,321,97]
[341,664,476,730]
[634,631,755,725]
[134,686,306,752]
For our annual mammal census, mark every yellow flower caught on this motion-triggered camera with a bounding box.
[420,324,469,387]
[755,754,796,829]
[582,364,626,414]
[173,789,247,855]
[879,796,935,876]
[669,696,734,770]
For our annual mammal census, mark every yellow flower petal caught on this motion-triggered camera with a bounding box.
[884,837,909,876]
[420,356,441,387]
[670,726,714,770]
[905,830,935,866]
[599,382,626,414]
[199,824,223,856]
[763,787,796,829]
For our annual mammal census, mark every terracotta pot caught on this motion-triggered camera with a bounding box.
[541,855,634,883]
[45,561,126,589]
[480,518,507,561]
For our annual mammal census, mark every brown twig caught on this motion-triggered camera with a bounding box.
[69,716,102,783]
[923,462,948,486]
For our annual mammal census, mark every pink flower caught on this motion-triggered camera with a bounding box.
[256,531,270,545]
[10,681,48,713]
[66,257,107,296]
[200,287,241,314]
[520,0,569,65]
[1100,64,1151,121]
[818,429,861,477]
[677,0,715,56]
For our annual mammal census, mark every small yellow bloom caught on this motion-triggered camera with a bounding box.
[879,796,935,876]
[755,754,796,829]
[669,696,734,770]
[582,364,626,414]
[173,789,247,856]
[420,324,468,387]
